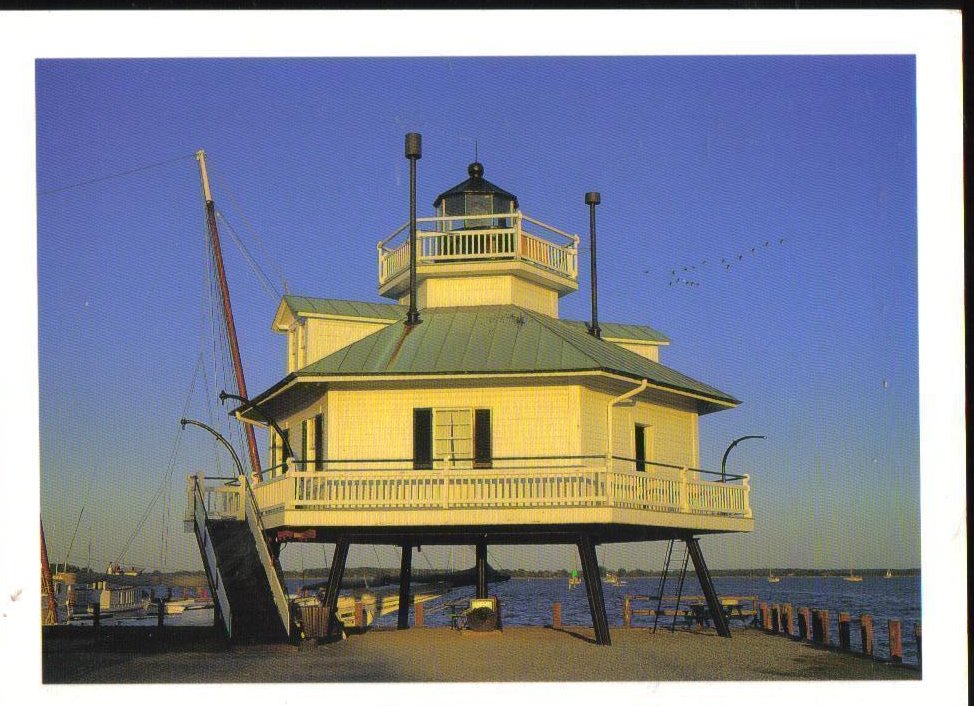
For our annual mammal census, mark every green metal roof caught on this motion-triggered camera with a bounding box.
[282,295,668,343]
[282,295,406,321]
[289,305,736,411]
[561,320,670,344]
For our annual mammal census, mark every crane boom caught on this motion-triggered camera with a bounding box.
[196,150,262,482]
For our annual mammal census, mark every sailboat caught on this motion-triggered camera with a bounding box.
[843,569,863,583]
[884,569,893,579]
[767,568,780,583]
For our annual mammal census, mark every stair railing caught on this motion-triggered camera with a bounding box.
[240,473,292,637]
[190,476,233,640]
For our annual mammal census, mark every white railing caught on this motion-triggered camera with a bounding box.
[377,211,579,285]
[189,478,233,640]
[241,475,292,637]
[239,466,750,519]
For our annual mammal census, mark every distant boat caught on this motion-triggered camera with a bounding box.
[568,570,582,589]
[884,569,893,579]
[767,569,780,583]
[843,570,863,583]
[605,573,626,587]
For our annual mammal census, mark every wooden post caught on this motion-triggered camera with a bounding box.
[811,609,829,645]
[552,602,562,628]
[397,542,412,630]
[475,541,488,600]
[781,603,794,637]
[771,604,780,633]
[914,623,922,666]
[760,602,771,631]
[798,607,811,641]
[838,612,851,650]
[415,602,424,628]
[859,614,874,657]
[91,603,100,629]
[354,601,364,629]
[623,596,631,628]
[156,598,165,628]
[888,619,903,664]
[810,610,821,642]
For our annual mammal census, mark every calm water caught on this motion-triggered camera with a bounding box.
[83,575,921,667]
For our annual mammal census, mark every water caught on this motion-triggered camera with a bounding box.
[79,575,922,667]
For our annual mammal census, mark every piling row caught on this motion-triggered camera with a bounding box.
[615,595,918,668]
[755,601,915,667]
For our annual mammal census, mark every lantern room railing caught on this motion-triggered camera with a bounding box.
[378,211,579,286]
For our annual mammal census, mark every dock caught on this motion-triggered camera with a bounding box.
[42,625,918,683]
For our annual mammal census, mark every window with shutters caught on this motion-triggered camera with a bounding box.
[414,407,492,469]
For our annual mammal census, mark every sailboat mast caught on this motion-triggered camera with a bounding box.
[40,518,58,624]
[196,150,262,481]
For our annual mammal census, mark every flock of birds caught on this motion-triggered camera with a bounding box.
[658,237,787,288]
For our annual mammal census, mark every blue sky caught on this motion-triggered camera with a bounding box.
[35,55,919,573]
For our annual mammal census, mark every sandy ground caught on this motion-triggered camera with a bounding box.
[42,626,918,683]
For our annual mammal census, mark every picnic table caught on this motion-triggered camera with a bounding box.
[687,598,754,629]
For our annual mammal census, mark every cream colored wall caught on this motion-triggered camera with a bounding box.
[285,318,393,373]
[579,384,699,472]
[321,381,579,469]
[612,340,662,362]
[399,274,558,316]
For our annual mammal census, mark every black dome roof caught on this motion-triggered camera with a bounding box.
[433,162,518,209]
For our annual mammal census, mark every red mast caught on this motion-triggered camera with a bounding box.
[196,150,262,482]
[40,518,58,625]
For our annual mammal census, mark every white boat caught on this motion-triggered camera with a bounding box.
[605,573,626,587]
[843,570,863,583]
[884,569,893,579]
[767,569,780,583]
[68,580,149,619]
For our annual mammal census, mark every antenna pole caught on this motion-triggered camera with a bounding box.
[405,134,422,326]
[585,192,602,339]
[196,150,262,482]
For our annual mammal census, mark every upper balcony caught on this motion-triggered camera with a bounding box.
[187,457,753,543]
[377,211,579,300]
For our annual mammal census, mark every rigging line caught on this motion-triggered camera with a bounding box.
[115,354,203,565]
[209,163,290,293]
[38,153,196,196]
[216,209,281,303]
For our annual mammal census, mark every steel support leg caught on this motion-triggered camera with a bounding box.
[577,534,611,645]
[475,540,488,599]
[397,543,413,629]
[323,538,349,637]
[686,536,731,638]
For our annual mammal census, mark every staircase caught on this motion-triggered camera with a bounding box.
[187,477,292,643]
[206,519,288,642]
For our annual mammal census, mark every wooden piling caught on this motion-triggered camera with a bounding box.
[156,599,164,628]
[811,609,829,644]
[354,600,364,629]
[771,604,780,633]
[781,603,794,637]
[798,607,810,640]
[888,619,903,664]
[415,602,424,628]
[91,603,100,629]
[760,602,771,631]
[914,623,922,666]
[859,614,874,657]
[838,612,851,650]
[552,602,562,628]
[623,596,631,628]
